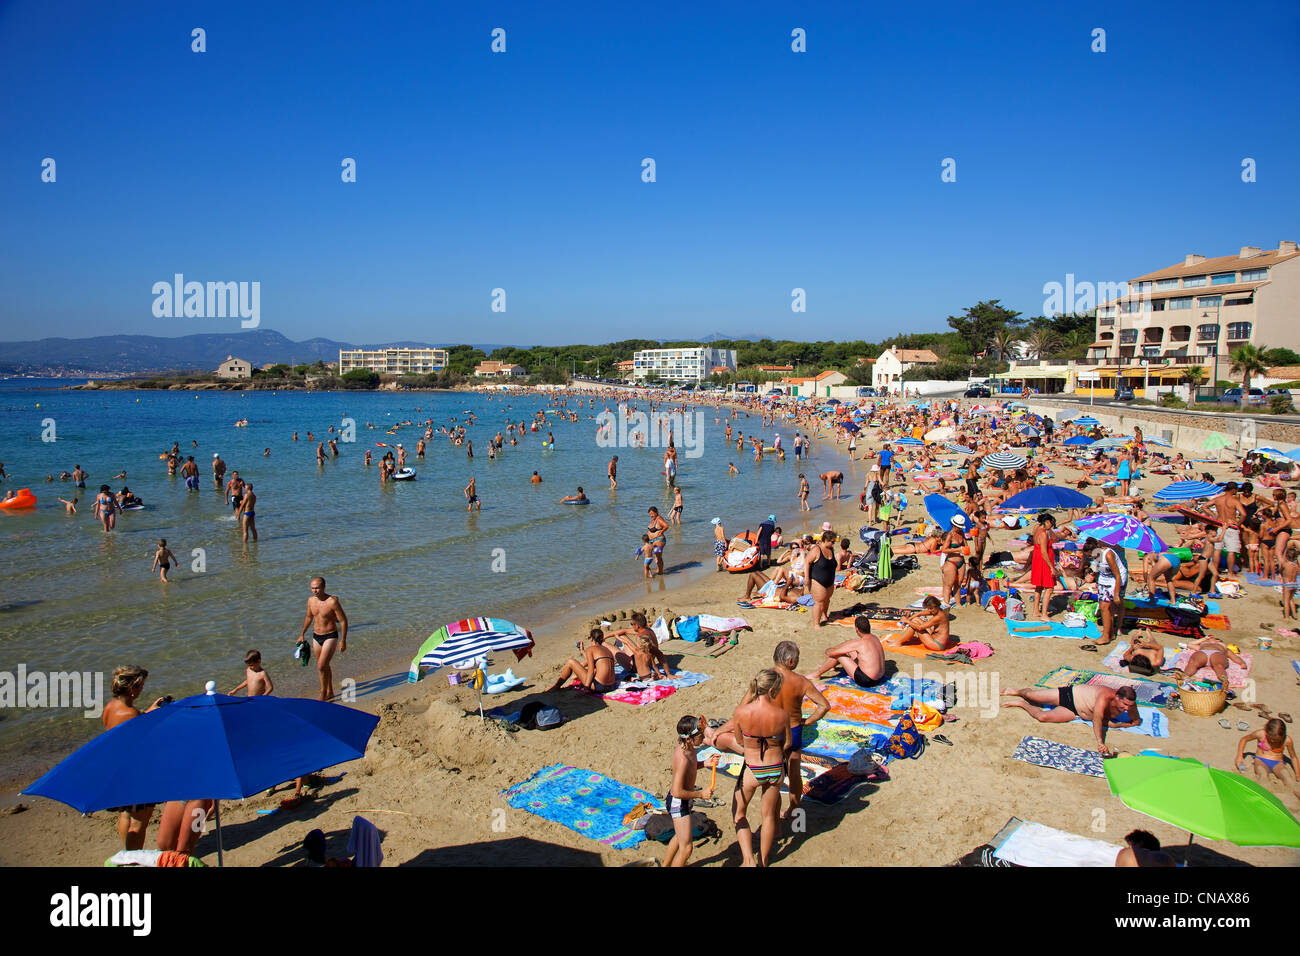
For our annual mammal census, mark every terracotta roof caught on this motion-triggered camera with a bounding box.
[1130,245,1299,282]
[887,348,940,364]
[1100,281,1264,307]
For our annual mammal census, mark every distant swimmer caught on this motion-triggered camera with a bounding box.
[112,470,127,480]
[608,455,618,489]
[364,449,373,467]
[57,496,77,515]
[212,454,226,487]
[72,464,87,488]
[728,462,738,475]
[465,476,481,512]
[293,431,299,441]
[670,485,683,525]
[297,577,348,701]
[329,439,339,457]
[561,487,589,504]
[151,538,178,583]
[264,448,271,457]
[94,485,117,532]
[181,456,199,491]
[531,471,542,483]
[240,483,258,542]
[317,443,326,464]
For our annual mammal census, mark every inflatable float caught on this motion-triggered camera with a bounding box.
[725,531,762,574]
[562,497,590,505]
[392,468,417,480]
[0,489,37,510]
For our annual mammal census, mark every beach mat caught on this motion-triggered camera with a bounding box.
[1171,649,1253,689]
[573,681,676,705]
[502,764,655,849]
[1243,572,1283,587]
[659,638,734,659]
[802,717,896,761]
[1010,735,1106,778]
[1043,705,1170,738]
[1005,620,1100,640]
[805,685,901,725]
[1035,666,1176,707]
[993,820,1122,867]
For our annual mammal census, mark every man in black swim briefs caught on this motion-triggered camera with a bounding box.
[297,577,349,700]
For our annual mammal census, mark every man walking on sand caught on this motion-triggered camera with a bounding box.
[297,577,348,700]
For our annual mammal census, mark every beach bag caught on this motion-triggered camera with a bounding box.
[885,715,926,760]
[1004,596,1026,621]
[908,702,944,732]
[987,593,1006,617]
[1072,600,1099,623]
[675,616,701,642]
[645,811,721,844]
[518,702,565,731]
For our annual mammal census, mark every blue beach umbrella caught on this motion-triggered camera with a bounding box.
[1073,514,1166,553]
[945,443,976,455]
[894,436,926,447]
[1016,424,1041,438]
[924,493,963,528]
[23,684,380,865]
[1074,416,1100,428]
[1255,447,1299,464]
[1000,485,1093,511]
[1063,435,1093,447]
[1152,480,1222,502]
[841,422,861,434]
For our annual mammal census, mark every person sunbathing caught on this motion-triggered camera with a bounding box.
[1001,684,1139,753]
[892,531,943,555]
[895,596,953,651]
[1175,636,1246,684]
[1121,631,1165,674]
[1115,830,1175,867]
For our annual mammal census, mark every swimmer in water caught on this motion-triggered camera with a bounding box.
[57,496,78,514]
[151,538,178,582]
[465,476,481,512]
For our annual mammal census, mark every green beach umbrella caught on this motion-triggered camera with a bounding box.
[1202,432,1230,462]
[1104,756,1300,849]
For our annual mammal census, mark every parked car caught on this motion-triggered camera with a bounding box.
[964,385,991,398]
[1114,388,1135,402]
[856,386,877,397]
[1217,387,1266,405]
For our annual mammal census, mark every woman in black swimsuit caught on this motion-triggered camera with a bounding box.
[808,531,837,627]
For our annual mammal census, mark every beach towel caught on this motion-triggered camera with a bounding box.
[832,615,904,630]
[1170,649,1253,689]
[1243,572,1282,587]
[696,614,751,633]
[347,816,384,867]
[802,717,897,761]
[1042,705,1170,738]
[821,672,954,709]
[807,685,901,725]
[1005,620,1101,640]
[803,763,884,805]
[993,820,1122,867]
[503,765,654,849]
[648,669,711,690]
[1010,735,1106,778]
[573,680,676,705]
[1034,666,1176,708]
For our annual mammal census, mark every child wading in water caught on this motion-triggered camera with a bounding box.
[664,715,715,867]
[151,539,178,582]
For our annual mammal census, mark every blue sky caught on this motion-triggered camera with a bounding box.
[1,0,1297,346]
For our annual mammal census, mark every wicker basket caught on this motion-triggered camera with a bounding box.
[1177,685,1227,717]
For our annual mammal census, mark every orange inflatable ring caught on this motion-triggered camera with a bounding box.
[0,488,37,509]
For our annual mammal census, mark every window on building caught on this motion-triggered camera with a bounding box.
[1151,299,1166,311]
[1227,322,1252,340]
[1120,330,1137,344]
[1155,278,1179,290]
[1197,324,1219,341]
[1240,267,1268,281]
[1224,296,1252,307]
[1167,297,1193,310]
[1136,281,1153,292]
[1211,272,1236,285]
[1196,295,1222,307]
[1182,275,1206,288]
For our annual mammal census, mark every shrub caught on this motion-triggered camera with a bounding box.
[1160,393,1186,409]
[1269,395,1295,415]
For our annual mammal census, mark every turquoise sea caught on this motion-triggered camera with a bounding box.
[0,384,845,773]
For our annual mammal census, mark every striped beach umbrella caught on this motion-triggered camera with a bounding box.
[894,436,926,446]
[1141,436,1172,447]
[945,442,976,455]
[983,451,1028,470]
[1088,437,1129,450]
[1074,416,1100,428]
[1152,480,1222,502]
[924,425,955,442]
[1016,424,1041,438]
[1073,514,1166,553]
[408,618,535,682]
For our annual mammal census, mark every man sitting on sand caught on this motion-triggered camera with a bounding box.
[895,595,953,651]
[804,617,885,688]
[547,628,618,694]
[1001,684,1139,753]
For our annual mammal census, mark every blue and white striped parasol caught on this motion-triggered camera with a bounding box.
[983,451,1028,470]
[1152,480,1222,502]
[1073,416,1100,428]
[408,618,535,681]
[894,436,926,446]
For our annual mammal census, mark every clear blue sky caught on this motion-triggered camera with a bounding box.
[2,0,1297,346]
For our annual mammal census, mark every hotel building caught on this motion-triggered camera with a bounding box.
[1089,242,1299,389]
[632,346,738,383]
[338,347,449,375]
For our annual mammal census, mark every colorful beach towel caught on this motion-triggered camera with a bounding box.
[806,685,901,725]
[502,764,655,849]
[1010,735,1106,778]
[821,672,953,709]
[1034,666,1176,707]
[574,680,676,705]
[1005,620,1101,641]
[1043,705,1170,738]
[1171,649,1253,689]
[802,717,897,761]
[648,669,712,690]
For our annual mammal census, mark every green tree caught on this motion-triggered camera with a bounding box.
[341,368,379,389]
[947,300,1024,348]
[1229,344,1269,408]
[1263,347,1300,367]
[1024,328,1058,359]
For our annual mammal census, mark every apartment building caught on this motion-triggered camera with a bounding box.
[1090,243,1299,383]
[338,347,449,375]
[632,346,738,383]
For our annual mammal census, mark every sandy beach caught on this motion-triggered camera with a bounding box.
[3,406,1298,868]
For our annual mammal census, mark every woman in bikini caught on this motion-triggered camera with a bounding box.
[1235,718,1300,797]
[1176,635,1246,685]
[94,485,117,532]
[730,669,790,868]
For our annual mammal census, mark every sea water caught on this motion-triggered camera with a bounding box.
[0,385,845,771]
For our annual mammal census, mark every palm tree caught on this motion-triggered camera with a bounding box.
[1025,328,1058,360]
[1229,344,1269,408]
[1179,365,1206,403]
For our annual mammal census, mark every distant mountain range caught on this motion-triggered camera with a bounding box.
[0,330,511,376]
[0,330,763,376]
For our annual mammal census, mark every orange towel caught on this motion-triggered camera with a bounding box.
[879,631,935,659]
[805,685,900,725]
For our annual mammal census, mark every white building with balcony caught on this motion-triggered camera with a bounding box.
[338,347,449,375]
[632,347,737,383]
